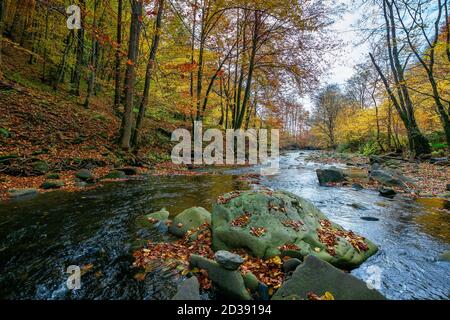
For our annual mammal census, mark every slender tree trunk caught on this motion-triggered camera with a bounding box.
[72,0,85,96]
[113,0,123,115]
[189,0,198,124]
[195,3,207,121]
[132,0,164,148]
[120,0,143,150]
[0,0,4,80]
[41,6,49,82]
[84,0,100,108]
[54,31,75,90]
[236,10,260,129]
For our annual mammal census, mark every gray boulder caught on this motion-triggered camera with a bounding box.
[75,169,94,182]
[316,168,345,186]
[370,168,409,189]
[169,207,211,237]
[212,190,378,269]
[172,277,201,300]
[214,250,244,271]
[189,254,251,300]
[273,255,386,300]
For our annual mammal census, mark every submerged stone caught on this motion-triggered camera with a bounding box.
[172,277,201,300]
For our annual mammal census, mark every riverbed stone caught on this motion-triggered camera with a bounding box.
[75,169,94,182]
[118,167,138,176]
[172,277,201,300]
[189,254,251,300]
[316,167,346,186]
[212,190,378,269]
[138,208,170,228]
[370,168,408,189]
[272,255,386,300]
[379,187,396,199]
[214,250,244,270]
[8,188,39,199]
[169,207,211,237]
[446,184,450,192]
[40,180,65,190]
[32,161,49,175]
[352,183,364,191]
[103,170,127,180]
[46,173,60,179]
[282,258,302,273]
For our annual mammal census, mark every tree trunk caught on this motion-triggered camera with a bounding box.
[84,0,100,108]
[0,0,4,80]
[71,0,85,96]
[54,31,75,90]
[119,0,143,150]
[132,0,164,148]
[113,0,123,115]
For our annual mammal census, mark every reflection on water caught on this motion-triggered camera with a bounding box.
[0,175,248,299]
[0,151,449,300]
[414,198,450,244]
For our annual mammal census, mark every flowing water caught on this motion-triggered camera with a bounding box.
[0,151,449,300]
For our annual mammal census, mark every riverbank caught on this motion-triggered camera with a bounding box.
[305,151,450,199]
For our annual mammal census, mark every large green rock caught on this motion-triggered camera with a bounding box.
[273,255,386,300]
[189,254,251,300]
[212,190,378,269]
[169,207,211,237]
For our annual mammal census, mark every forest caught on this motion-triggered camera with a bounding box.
[0,0,449,302]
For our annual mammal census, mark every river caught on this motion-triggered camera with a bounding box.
[0,151,449,300]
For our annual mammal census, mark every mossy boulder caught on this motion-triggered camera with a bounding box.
[32,161,49,175]
[75,169,94,182]
[169,207,211,237]
[272,255,386,300]
[102,170,127,180]
[212,190,378,269]
[46,173,60,180]
[40,180,65,190]
[137,208,170,229]
[189,254,251,300]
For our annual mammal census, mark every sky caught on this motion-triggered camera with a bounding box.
[301,0,370,111]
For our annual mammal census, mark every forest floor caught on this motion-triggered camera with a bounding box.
[0,40,187,201]
[305,151,450,199]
